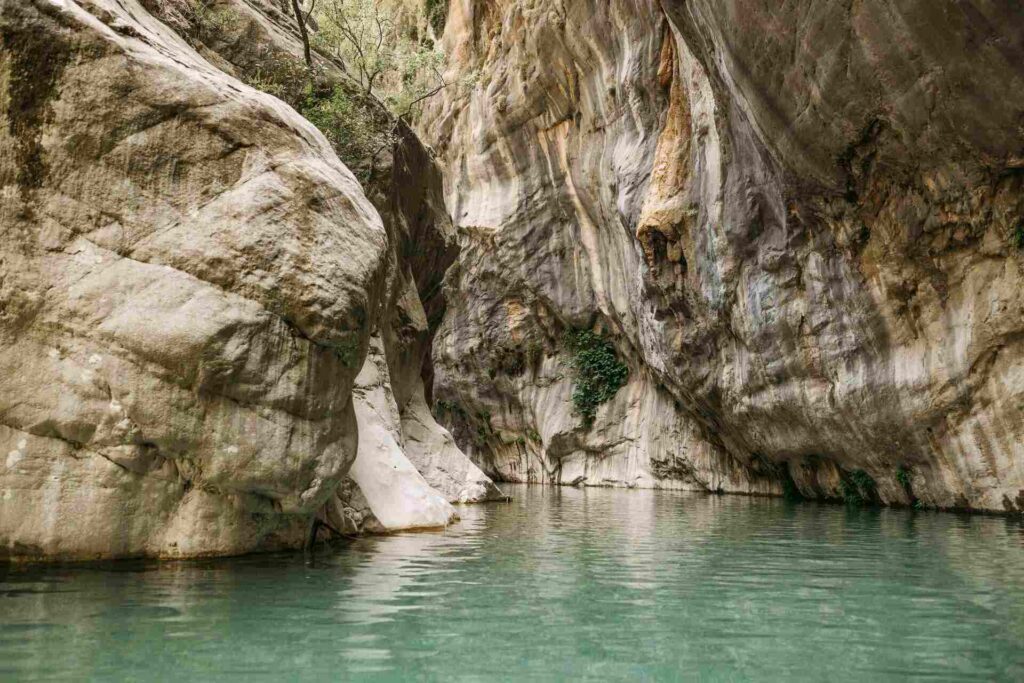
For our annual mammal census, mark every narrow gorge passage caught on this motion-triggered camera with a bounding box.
[1,0,1023,679]
[2,0,1022,560]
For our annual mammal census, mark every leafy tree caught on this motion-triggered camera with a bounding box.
[312,0,449,118]
[298,83,394,179]
[188,0,456,179]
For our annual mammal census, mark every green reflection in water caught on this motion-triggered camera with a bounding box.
[2,485,1023,681]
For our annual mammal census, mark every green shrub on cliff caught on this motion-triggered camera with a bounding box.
[425,0,448,36]
[298,84,395,179]
[187,0,241,42]
[895,466,912,490]
[563,330,628,427]
[1012,222,1024,251]
[840,469,878,506]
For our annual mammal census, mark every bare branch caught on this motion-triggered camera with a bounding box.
[290,0,312,67]
[399,79,450,119]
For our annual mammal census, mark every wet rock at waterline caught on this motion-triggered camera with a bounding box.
[0,0,387,559]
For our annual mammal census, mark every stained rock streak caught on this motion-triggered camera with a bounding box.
[422,0,1024,512]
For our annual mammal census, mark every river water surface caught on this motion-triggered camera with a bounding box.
[2,485,1023,681]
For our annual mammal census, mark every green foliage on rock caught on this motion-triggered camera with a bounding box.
[840,469,877,506]
[334,336,362,369]
[435,399,469,427]
[563,330,628,426]
[895,466,912,490]
[241,49,313,104]
[187,0,241,41]
[298,84,395,179]
[185,1,391,178]
[425,0,448,36]
[1012,222,1024,251]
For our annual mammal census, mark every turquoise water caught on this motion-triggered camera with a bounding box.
[2,485,1023,681]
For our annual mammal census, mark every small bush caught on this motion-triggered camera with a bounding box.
[523,339,545,365]
[472,412,494,446]
[241,47,314,106]
[332,336,361,368]
[1012,222,1024,251]
[840,469,877,506]
[895,466,912,490]
[563,330,628,426]
[425,0,448,36]
[434,399,468,423]
[188,0,241,42]
[298,84,395,179]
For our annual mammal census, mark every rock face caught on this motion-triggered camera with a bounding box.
[424,0,1024,512]
[147,0,506,511]
[373,124,506,507]
[2,0,1021,564]
[0,0,499,560]
[0,0,387,559]
[329,333,455,535]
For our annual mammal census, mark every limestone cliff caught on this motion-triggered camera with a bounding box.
[2,0,1022,564]
[0,0,499,560]
[424,0,1024,512]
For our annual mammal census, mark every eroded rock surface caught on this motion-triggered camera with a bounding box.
[0,0,392,559]
[424,0,1024,511]
[0,0,502,561]
[331,333,456,534]
[3,0,1021,565]
[156,0,505,510]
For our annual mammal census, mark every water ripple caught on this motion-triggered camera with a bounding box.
[1,486,1023,680]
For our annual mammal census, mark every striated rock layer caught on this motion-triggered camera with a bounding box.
[424,0,1024,512]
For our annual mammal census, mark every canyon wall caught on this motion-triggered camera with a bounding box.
[0,0,498,560]
[2,0,1022,563]
[424,0,1024,512]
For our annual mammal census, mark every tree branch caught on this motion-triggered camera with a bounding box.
[290,0,312,67]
